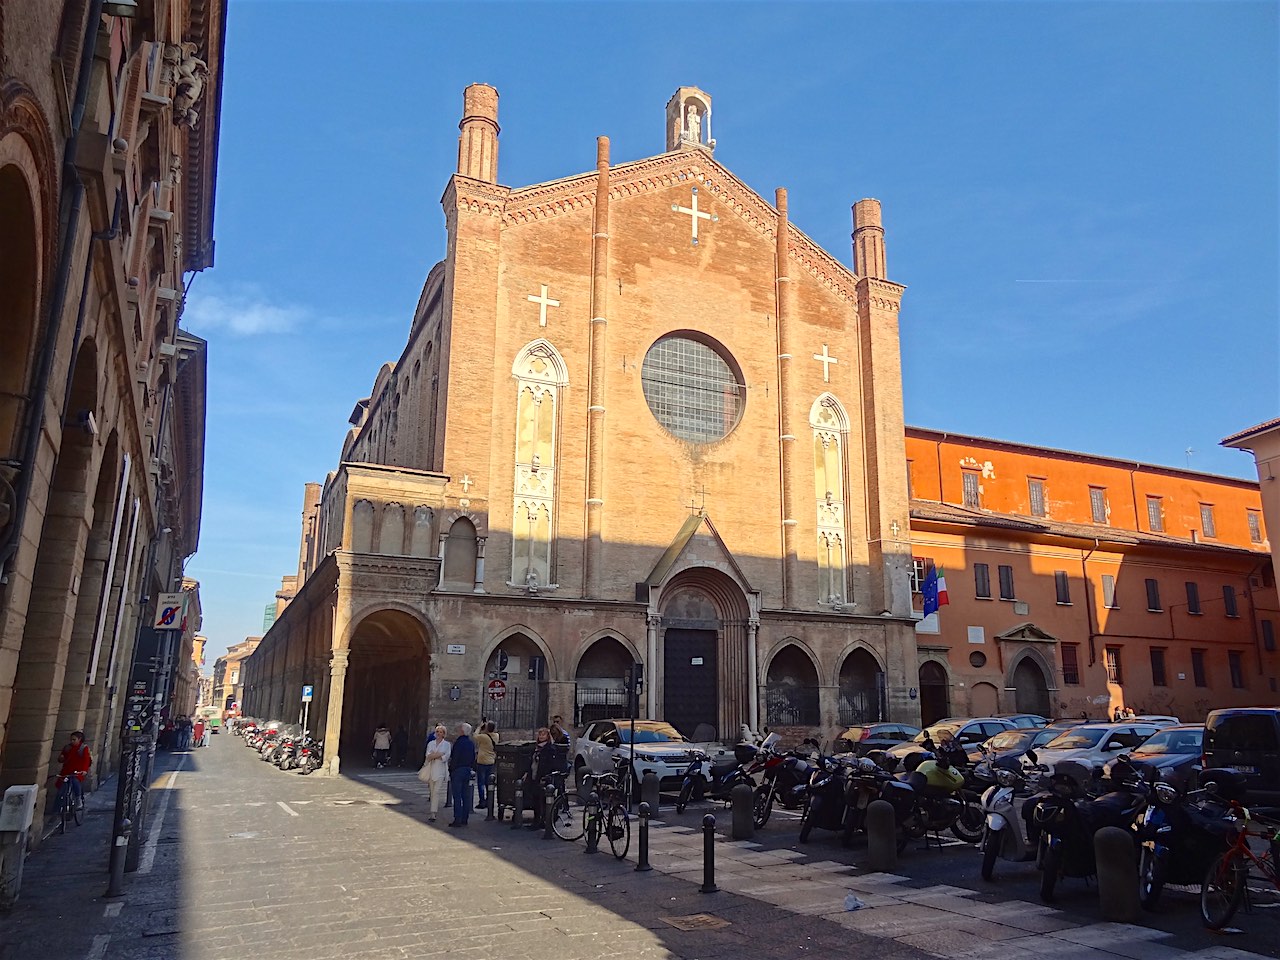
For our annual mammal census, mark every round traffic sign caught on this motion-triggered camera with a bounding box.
[487,679,507,701]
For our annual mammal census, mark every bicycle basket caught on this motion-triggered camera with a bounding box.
[607,822,626,841]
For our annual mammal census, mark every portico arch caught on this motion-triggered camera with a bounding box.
[573,634,638,726]
[763,641,820,728]
[837,646,886,724]
[481,627,552,734]
[338,607,432,767]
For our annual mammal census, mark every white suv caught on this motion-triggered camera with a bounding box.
[1030,722,1163,774]
[574,719,703,790]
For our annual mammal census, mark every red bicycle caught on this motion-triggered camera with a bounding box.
[1200,801,1280,929]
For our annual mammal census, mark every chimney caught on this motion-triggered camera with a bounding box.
[852,198,886,279]
[457,83,500,183]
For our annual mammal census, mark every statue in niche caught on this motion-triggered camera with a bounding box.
[685,104,701,142]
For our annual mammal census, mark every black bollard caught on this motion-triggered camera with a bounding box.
[730,783,754,840]
[543,781,557,840]
[511,783,524,831]
[585,793,601,854]
[635,801,653,872]
[486,783,496,822]
[700,813,718,893]
[641,770,660,812]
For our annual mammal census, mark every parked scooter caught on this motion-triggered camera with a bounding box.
[980,755,1043,880]
[1133,767,1243,909]
[1029,751,1149,902]
[676,742,758,813]
[298,736,324,775]
[799,753,856,843]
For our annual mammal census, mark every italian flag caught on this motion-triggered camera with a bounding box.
[936,567,949,606]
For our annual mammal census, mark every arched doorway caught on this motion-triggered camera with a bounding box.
[658,567,751,741]
[442,517,476,589]
[574,636,635,725]
[971,681,1000,717]
[483,631,548,735]
[1012,656,1051,717]
[838,648,885,724]
[0,161,41,471]
[918,660,950,726]
[764,644,820,728]
[341,609,430,767]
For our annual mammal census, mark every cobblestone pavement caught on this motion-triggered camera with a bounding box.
[2,735,1276,960]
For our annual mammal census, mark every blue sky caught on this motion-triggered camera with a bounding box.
[183,0,1279,669]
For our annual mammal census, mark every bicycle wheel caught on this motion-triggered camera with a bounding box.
[551,792,586,841]
[1201,851,1247,930]
[58,789,68,835]
[607,803,631,860]
[73,790,85,826]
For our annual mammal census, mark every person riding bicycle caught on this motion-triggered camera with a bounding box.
[54,731,92,808]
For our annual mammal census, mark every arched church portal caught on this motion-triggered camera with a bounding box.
[1011,655,1051,718]
[918,660,950,727]
[574,636,635,726]
[838,648,886,724]
[483,632,548,735]
[658,567,750,741]
[340,610,431,766]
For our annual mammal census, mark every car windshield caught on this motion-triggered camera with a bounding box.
[914,723,961,743]
[1033,728,1066,747]
[988,730,1034,751]
[1136,729,1202,754]
[617,723,686,745]
[1044,728,1108,749]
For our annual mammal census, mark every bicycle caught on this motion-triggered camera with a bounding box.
[1200,801,1280,929]
[52,776,85,834]
[567,760,631,859]
[546,770,587,841]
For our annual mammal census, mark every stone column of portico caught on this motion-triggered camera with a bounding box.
[645,614,660,718]
[473,536,486,593]
[582,137,611,598]
[818,684,841,737]
[774,188,799,608]
[323,648,349,775]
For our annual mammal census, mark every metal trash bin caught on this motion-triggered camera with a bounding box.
[495,741,569,820]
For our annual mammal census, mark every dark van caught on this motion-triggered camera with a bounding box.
[1202,708,1280,805]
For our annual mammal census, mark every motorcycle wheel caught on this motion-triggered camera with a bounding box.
[981,827,1000,881]
[799,801,815,843]
[952,799,986,844]
[1039,840,1061,903]
[676,781,692,815]
[1200,852,1246,930]
[1138,846,1163,910]
[753,786,772,829]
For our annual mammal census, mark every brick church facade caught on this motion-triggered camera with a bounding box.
[242,85,920,770]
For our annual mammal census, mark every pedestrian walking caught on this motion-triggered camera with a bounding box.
[192,717,205,747]
[392,724,409,767]
[372,722,392,768]
[473,721,497,809]
[448,723,476,827]
[418,724,451,821]
[179,715,192,750]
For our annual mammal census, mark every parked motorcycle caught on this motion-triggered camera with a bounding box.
[1030,752,1149,902]
[899,755,986,844]
[676,742,758,813]
[839,754,914,851]
[1134,767,1243,909]
[799,754,856,843]
[752,736,817,828]
[298,737,324,775]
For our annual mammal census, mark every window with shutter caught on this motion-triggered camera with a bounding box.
[1149,648,1167,687]
[1229,651,1245,689]
[1102,574,1117,609]
[1061,644,1080,685]
[1191,649,1208,687]
[1146,496,1164,532]
[1186,581,1201,614]
[1223,585,1238,618]
[1028,478,1046,517]
[1200,504,1217,539]
[1145,578,1161,612]
[962,470,981,509]
[974,563,991,599]
[1054,570,1071,604]
[998,565,1015,600]
[1089,487,1108,524]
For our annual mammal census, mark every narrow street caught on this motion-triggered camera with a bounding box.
[3,732,1277,960]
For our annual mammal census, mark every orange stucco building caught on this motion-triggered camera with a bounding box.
[905,427,1277,725]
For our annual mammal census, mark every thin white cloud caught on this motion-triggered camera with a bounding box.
[184,283,306,337]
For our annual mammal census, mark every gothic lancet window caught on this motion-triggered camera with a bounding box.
[511,340,568,589]
[811,394,850,606]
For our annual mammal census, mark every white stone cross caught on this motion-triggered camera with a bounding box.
[813,344,839,382]
[671,186,717,245]
[460,475,474,492]
[890,520,901,538]
[526,285,560,327]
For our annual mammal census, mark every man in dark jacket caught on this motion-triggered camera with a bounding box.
[448,723,476,826]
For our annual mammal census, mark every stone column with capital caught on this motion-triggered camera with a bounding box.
[473,536,487,593]
[323,648,349,775]
[746,620,760,732]
[645,614,661,717]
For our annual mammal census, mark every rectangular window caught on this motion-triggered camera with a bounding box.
[998,564,1015,600]
[1191,649,1208,687]
[1147,495,1164,532]
[974,562,991,599]
[1028,478,1046,517]
[1264,620,1276,652]
[962,470,981,509]
[1200,503,1217,539]
[1061,644,1080,685]
[1186,581,1201,614]
[1102,574,1117,608]
[1054,570,1071,604]
[909,557,931,595]
[1105,647,1123,685]
[1145,578,1162,612]
[1150,648,1167,687]
[1229,651,1245,689]
[1089,486,1109,524]
[1248,509,1263,544]
[1223,585,1239,618]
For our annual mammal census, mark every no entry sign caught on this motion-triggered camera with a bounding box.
[486,679,507,701]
